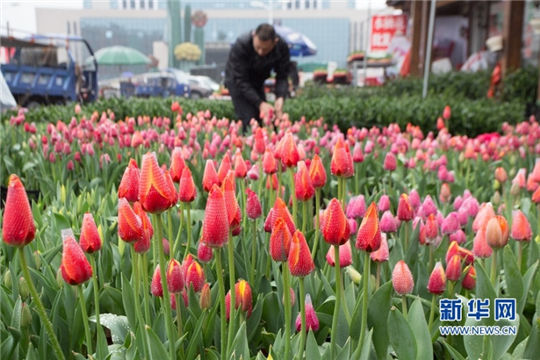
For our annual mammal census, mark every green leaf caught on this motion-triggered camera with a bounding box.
[409,298,433,360]
[146,326,169,359]
[121,274,137,329]
[441,340,466,360]
[90,313,130,344]
[230,322,250,360]
[387,307,417,360]
[306,330,321,360]
[520,260,538,313]
[503,246,523,303]
[336,337,351,360]
[367,281,392,359]
[491,317,520,360]
[476,261,497,302]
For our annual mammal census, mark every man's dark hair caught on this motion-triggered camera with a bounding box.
[255,24,276,41]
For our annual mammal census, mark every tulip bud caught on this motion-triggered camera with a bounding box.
[200,283,211,310]
[56,268,64,288]
[511,210,532,242]
[462,265,476,290]
[3,270,12,289]
[392,260,414,295]
[346,266,362,285]
[235,279,253,317]
[197,241,213,263]
[288,230,315,277]
[21,303,32,327]
[397,194,414,222]
[492,191,501,205]
[246,188,262,219]
[326,241,352,267]
[295,293,319,332]
[19,277,30,299]
[485,216,508,249]
[166,259,184,293]
[510,182,521,196]
[282,288,296,307]
[151,265,163,297]
[60,229,92,285]
[2,175,36,247]
[185,261,205,292]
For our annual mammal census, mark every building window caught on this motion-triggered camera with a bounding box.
[130,0,135,9]
[305,0,310,9]
[287,1,292,9]
[295,0,300,9]
[122,0,127,9]
[148,0,153,9]
[140,0,145,8]
[313,0,317,9]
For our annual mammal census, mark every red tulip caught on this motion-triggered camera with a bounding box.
[383,152,397,171]
[2,175,36,247]
[443,105,451,120]
[185,260,205,292]
[462,265,476,290]
[288,230,315,277]
[202,159,219,192]
[222,171,241,228]
[326,240,352,267]
[269,217,292,262]
[118,198,143,243]
[197,240,213,263]
[392,260,414,295]
[178,167,196,202]
[246,188,262,219]
[253,128,266,154]
[356,202,381,252]
[281,132,300,168]
[139,152,177,213]
[79,213,102,253]
[321,198,350,246]
[267,197,296,235]
[309,154,326,188]
[60,231,92,285]
[262,150,278,174]
[217,153,232,185]
[202,185,229,248]
[295,293,319,332]
[295,161,315,201]
[133,202,153,253]
[427,262,446,295]
[330,137,354,177]
[169,147,185,183]
[167,259,184,293]
[397,194,414,221]
[233,149,247,178]
[511,210,532,241]
[151,265,163,297]
[235,279,253,317]
[533,186,540,203]
[118,159,140,202]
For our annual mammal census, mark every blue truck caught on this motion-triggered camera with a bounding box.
[1,34,98,106]
[120,71,190,98]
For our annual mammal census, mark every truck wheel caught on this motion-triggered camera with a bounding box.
[191,92,201,99]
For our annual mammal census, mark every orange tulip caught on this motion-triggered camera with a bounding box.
[494,167,507,183]
[2,175,36,247]
[262,149,278,174]
[202,159,219,192]
[330,137,354,178]
[185,260,205,292]
[321,198,350,246]
[485,215,508,249]
[288,230,315,277]
[267,197,296,235]
[118,158,140,202]
[139,152,177,213]
[202,184,229,248]
[445,254,462,282]
[309,154,327,188]
[356,202,381,252]
[133,202,153,253]
[281,132,300,169]
[295,161,315,201]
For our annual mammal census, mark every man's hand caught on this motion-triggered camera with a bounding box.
[259,101,275,120]
[274,97,284,120]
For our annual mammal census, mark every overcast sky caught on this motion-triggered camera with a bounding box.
[1,0,388,36]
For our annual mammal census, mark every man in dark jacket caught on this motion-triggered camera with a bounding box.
[225,24,290,132]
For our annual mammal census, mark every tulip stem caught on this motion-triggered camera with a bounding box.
[167,209,174,254]
[331,245,342,358]
[78,285,93,356]
[428,294,437,334]
[376,262,380,290]
[302,200,308,233]
[173,203,184,259]
[283,262,292,360]
[517,242,523,273]
[490,248,498,291]
[155,215,177,360]
[89,255,101,335]
[184,203,192,259]
[359,252,370,348]
[132,249,150,358]
[240,179,247,231]
[226,231,237,355]
[250,220,257,285]
[298,277,307,360]
[18,248,65,360]
[215,248,227,360]
[401,296,408,318]
[141,254,151,324]
[312,189,321,258]
[428,246,434,273]
[175,293,183,337]
[289,168,297,224]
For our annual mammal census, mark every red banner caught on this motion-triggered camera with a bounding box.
[370,14,407,52]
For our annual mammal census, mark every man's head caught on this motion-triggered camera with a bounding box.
[252,24,278,57]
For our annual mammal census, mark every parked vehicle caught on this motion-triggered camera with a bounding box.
[119,72,190,98]
[166,69,214,99]
[1,34,98,106]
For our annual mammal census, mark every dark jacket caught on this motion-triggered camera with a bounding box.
[225,32,290,108]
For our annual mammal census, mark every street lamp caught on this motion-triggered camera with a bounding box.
[250,0,275,24]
